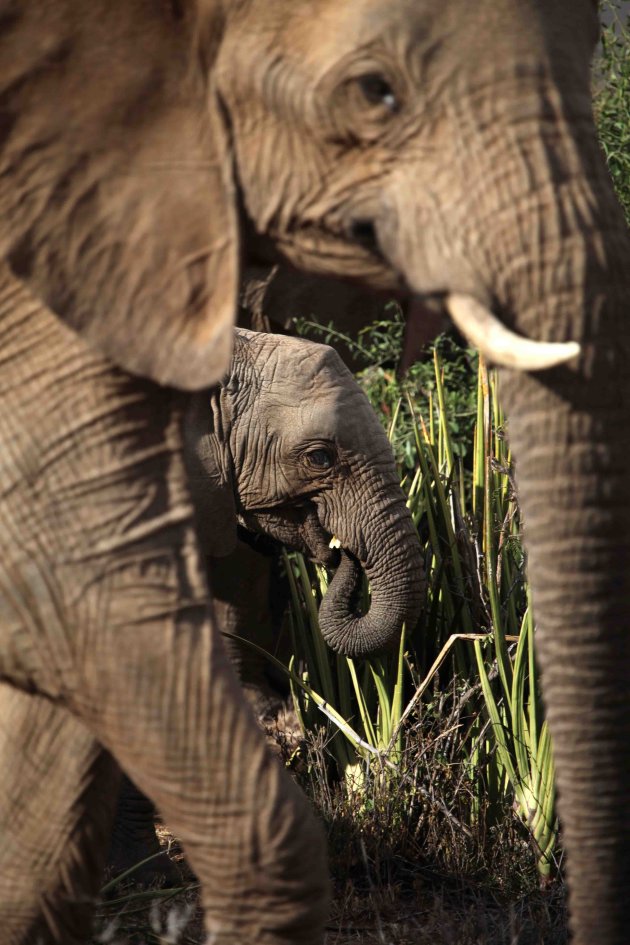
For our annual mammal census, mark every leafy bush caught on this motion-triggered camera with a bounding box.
[596,1,630,221]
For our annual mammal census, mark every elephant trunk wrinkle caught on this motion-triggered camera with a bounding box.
[318,500,424,658]
[442,114,630,939]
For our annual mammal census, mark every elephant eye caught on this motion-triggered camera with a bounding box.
[305,448,335,470]
[356,73,398,113]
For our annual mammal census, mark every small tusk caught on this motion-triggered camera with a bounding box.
[329,535,341,549]
[446,293,581,371]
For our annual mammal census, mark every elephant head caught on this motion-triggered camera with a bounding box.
[0,0,593,385]
[2,3,630,942]
[186,329,424,658]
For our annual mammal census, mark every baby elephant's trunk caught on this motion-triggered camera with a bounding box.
[318,504,424,658]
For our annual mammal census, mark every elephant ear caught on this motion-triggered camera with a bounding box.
[0,1,238,390]
[184,389,238,558]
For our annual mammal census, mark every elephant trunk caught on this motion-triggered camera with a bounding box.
[498,276,630,945]
[389,61,630,937]
[473,132,630,942]
[318,496,424,658]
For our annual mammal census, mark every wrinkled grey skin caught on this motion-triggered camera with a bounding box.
[108,542,288,886]
[1,3,630,945]
[109,542,292,886]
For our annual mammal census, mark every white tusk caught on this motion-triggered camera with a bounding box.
[446,293,581,371]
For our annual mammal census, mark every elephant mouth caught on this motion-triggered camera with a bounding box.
[238,502,340,568]
[269,222,402,292]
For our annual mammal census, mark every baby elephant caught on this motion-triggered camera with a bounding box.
[108,328,424,881]
[188,327,424,657]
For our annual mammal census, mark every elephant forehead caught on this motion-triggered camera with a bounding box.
[247,335,391,447]
[255,333,352,388]
[262,385,389,458]
[264,0,591,73]
[275,0,432,63]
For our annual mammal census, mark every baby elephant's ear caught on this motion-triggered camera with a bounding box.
[0,2,238,390]
[184,391,238,558]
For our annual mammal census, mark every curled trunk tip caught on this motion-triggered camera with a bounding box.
[318,550,424,659]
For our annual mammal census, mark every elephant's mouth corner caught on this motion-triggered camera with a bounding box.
[301,511,341,568]
[273,219,400,291]
[238,502,340,568]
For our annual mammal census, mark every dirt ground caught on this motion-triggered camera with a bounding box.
[94,880,567,945]
[94,823,567,945]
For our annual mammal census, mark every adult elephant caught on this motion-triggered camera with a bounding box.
[0,3,629,945]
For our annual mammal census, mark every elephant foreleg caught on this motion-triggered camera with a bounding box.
[0,684,120,945]
[70,545,329,945]
[105,540,288,890]
[208,540,288,720]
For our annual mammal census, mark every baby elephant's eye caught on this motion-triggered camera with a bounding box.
[305,448,335,470]
[356,73,398,113]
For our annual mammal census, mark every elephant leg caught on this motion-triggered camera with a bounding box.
[67,547,329,945]
[105,541,289,893]
[0,683,120,945]
[106,774,181,887]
